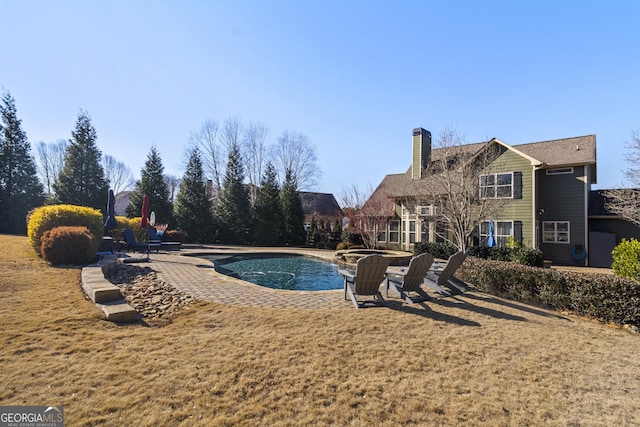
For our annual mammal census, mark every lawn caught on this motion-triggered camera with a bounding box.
[1,234,639,426]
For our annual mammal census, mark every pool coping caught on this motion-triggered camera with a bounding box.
[137,246,355,310]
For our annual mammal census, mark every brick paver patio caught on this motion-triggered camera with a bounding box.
[135,247,351,310]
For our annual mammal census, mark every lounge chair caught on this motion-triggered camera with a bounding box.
[121,228,160,253]
[148,228,182,251]
[424,251,468,294]
[384,252,434,304]
[339,254,389,309]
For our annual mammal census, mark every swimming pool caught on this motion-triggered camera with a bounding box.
[208,253,349,291]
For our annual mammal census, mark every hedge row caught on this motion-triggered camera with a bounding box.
[457,257,640,327]
[469,246,545,267]
[414,242,458,259]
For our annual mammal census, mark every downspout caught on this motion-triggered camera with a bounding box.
[584,164,590,266]
[532,166,537,248]
[532,164,543,249]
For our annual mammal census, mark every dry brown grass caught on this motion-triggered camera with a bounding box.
[1,234,640,426]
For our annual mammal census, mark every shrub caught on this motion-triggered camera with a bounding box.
[164,229,186,243]
[336,242,366,251]
[414,242,458,259]
[27,204,103,257]
[111,216,148,242]
[505,235,520,249]
[336,242,349,251]
[341,231,363,246]
[510,248,545,267]
[470,246,544,267]
[457,257,640,326]
[41,226,96,265]
[612,238,640,281]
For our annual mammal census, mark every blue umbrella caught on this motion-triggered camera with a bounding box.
[487,220,496,247]
[104,189,117,232]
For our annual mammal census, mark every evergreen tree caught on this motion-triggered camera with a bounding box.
[215,142,251,243]
[280,168,306,246]
[0,92,44,234]
[126,146,174,226]
[252,162,284,246]
[174,148,214,243]
[53,111,108,210]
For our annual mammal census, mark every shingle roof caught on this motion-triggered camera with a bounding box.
[371,134,597,202]
[299,192,343,217]
[513,134,596,167]
[589,189,616,216]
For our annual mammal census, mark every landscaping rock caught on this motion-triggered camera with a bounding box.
[107,263,196,321]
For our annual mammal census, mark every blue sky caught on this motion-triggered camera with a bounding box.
[2,1,638,199]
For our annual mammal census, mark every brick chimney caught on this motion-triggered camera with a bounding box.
[412,127,431,180]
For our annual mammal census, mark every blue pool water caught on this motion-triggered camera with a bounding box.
[208,253,349,291]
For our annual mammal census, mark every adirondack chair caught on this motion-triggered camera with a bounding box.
[423,251,468,294]
[339,254,389,309]
[385,252,434,304]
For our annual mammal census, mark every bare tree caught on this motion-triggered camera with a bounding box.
[220,116,243,151]
[102,154,134,195]
[419,127,506,251]
[189,119,224,196]
[163,174,182,202]
[243,122,269,204]
[35,139,68,195]
[272,130,321,191]
[605,129,640,226]
[190,117,245,200]
[339,183,394,249]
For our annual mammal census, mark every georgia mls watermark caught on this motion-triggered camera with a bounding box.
[0,406,64,427]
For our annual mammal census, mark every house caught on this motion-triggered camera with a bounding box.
[588,189,640,267]
[368,127,603,265]
[300,191,344,231]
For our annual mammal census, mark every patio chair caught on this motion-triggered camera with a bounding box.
[121,228,160,253]
[148,228,182,251]
[384,252,434,304]
[424,251,468,295]
[339,254,389,309]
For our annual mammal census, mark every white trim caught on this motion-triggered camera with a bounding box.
[476,138,544,166]
[479,172,514,199]
[546,167,574,175]
[542,221,570,244]
[584,164,590,265]
[479,220,514,247]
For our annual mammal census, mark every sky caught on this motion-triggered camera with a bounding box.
[1,0,639,201]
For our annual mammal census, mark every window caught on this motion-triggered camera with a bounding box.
[409,220,416,244]
[420,221,430,242]
[377,229,386,242]
[479,221,514,247]
[546,168,574,175]
[480,173,513,198]
[419,205,431,215]
[388,221,399,243]
[543,221,570,243]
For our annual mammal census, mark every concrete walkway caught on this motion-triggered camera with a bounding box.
[123,247,352,310]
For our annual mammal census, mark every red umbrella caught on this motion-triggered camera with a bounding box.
[140,195,149,228]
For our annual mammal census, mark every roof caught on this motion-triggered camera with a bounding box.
[299,192,343,218]
[371,134,598,202]
[589,189,613,216]
[513,134,596,168]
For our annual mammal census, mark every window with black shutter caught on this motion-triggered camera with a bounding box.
[513,172,523,199]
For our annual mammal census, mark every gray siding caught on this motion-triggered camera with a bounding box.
[537,166,588,265]
[589,217,640,245]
